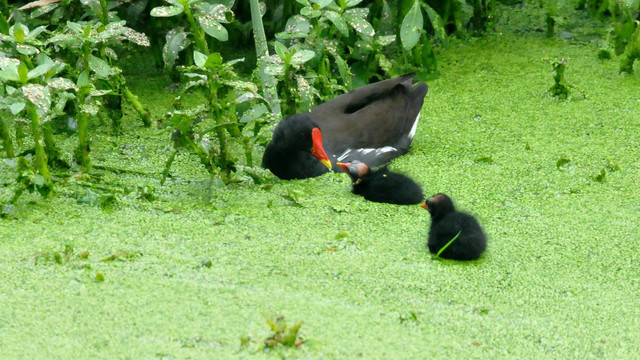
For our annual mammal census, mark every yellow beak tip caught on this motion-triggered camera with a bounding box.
[321,159,332,170]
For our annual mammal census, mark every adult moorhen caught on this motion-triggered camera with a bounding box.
[260,114,332,180]
[262,74,428,179]
[422,193,487,260]
[337,161,424,205]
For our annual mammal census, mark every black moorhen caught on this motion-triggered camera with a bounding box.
[262,74,428,179]
[261,114,332,180]
[337,161,424,205]
[422,193,487,260]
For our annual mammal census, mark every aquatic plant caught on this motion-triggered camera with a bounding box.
[161,51,272,184]
[45,18,152,132]
[546,57,569,99]
[262,313,304,348]
[266,0,380,113]
[152,0,273,184]
[619,21,640,73]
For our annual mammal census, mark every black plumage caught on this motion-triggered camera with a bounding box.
[262,74,428,179]
[422,193,487,260]
[261,114,332,180]
[337,161,424,205]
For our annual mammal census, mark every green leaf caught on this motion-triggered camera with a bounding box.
[277,15,311,39]
[401,0,423,51]
[18,62,29,84]
[343,9,375,37]
[312,0,333,8]
[594,169,606,183]
[376,34,396,46]
[424,3,446,43]
[263,62,284,76]
[556,156,571,169]
[474,156,494,164]
[34,174,45,186]
[290,50,316,66]
[300,6,322,18]
[9,102,26,115]
[163,29,190,68]
[81,103,100,116]
[88,89,113,97]
[345,0,364,7]
[204,53,223,69]
[196,3,231,23]
[0,65,20,82]
[16,44,39,56]
[193,50,207,68]
[30,4,59,19]
[333,53,351,88]
[11,23,28,43]
[100,21,150,47]
[80,0,103,17]
[88,55,111,78]
[295,75,316,112]
[225,58,244,67]
[25,25,47,41]
[27,63,52,80]
[150,6,184,17]
[283,321,303,346]
[236,92,265,104]
[52,92,76,114]
[77,70,90,87]
[22,84,51,117]
[221,80,258,92]
[66,21,84,36]
[198,15,228,41]
[324,11,349,37]
[240,103,268,123]
[436,231,461,258]
[273,41,288,62]
[0,13,9,34]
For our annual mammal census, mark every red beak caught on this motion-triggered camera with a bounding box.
[421,202,428,210]
[310,127,332,170]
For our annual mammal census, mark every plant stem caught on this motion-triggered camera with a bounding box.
[9,184,26,204]
[41,121,61,166]
[243,137,253,167]
[98,0,109,25]
[27,103,53,197]
[21,54,34,69]
[213,105,229,173]
[160,149,179,186]
[282,65,295,116]
[123,85,152,127]
[436,230,461,258]
[182,2,208,54]
[545,14,555,38]
[0,116,14,158]
[249,0,281,116]
[74,112,91,168]
[206,79,230,181]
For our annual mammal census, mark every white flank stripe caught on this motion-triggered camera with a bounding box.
[407,112,420,140]
[336,146,397,161]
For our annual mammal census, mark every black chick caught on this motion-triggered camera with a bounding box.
[337,161,424,205]
[262,114,332,180]
[422,193,487,260]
